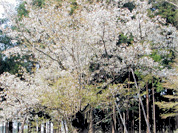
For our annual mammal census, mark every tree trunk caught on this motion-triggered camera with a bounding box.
[63,119,67,133]
[112,105,117,133]
[19,115,27,133]
[5,122,9,133]
[139,98,141,133]
[112,120,115,133]
[89,107,94,133]
[114,101,128,133]
[112,90,128,133]
[126,70,130,131]
[8,122,13,133]
[146,82,149,133]
[58,121,61,133]
[152,82,156,133]
[123,112,125,133]
[36,121,39,133]
[132,107,134,133]
[130,68,151,133]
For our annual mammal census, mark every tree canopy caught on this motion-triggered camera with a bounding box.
[0,0,178,132]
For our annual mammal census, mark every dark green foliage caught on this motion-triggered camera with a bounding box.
[69,0,78,15]
[89,62,100,72]
[0,35,11,45]
[0,54,21,74]
[150,50,162,62]
[116,33,134,46]
[147,9,155,18]
[149,49,175,68]
[0,18,8,25]
[155,80,163,92]
[72,111,88,132]
[162,49,175,66]
[123,2,136,12]
[150,1,178,29]
[0,53,35,75]
[11,26,18,31]
[134,70,144,80]
[17,2,29,21]
[32,0,45,8]
[131,15,136,19]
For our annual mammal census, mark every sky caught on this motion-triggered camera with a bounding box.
[0,0,17,18]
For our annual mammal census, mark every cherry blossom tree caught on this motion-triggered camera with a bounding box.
[0,0,178,132]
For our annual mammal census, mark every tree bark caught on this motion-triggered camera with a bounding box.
[139,98,141,133]
[126,70,130,131]
[130,68,151,133]
[146,82,149,133]
[112,120,115,133]
[112,105,117,133]
[132,107,134,133]
[152,82,156,133]
[63,119,67,133]
[5,122,9,133]
[89,107,94,133]
[113,100,128,133]
[19,115,27,133]
[36,120,39,133]
[123,112,126,133]
[8,122,13,133]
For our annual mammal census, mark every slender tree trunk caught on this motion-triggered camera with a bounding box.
[44,122,46,133]
[63,119,67,133]
[152,82,156,133]
[89,107,94,133]
[28,122,30,133]
[36,121,39,133]
[169,118,171,133]
[139,98,141,133]
[112,120,115,133]
[130,68,151,133]
[123,112,126,133]
[132,107,134,133]
[8,122,13,133]
[58,121,61,133]
[111,90,128,133]
[146,82,149,133]
[19,115,27,133]
[112,105,117,133]
[66,118,74,133]
[176,116,178,132]
[5,122,9,133]
[126,70,130,131]
[114,101,128,133]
